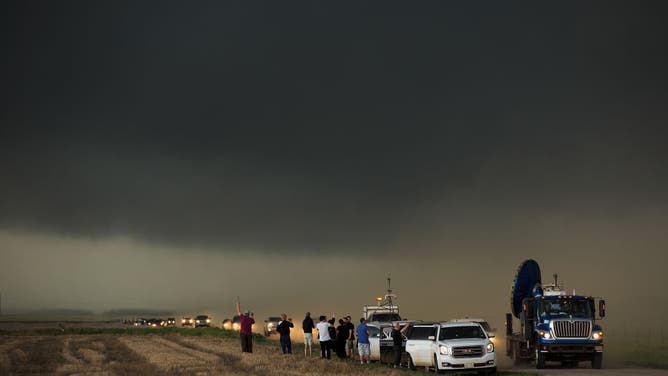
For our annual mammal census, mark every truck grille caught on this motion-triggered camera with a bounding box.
[552,320,591,338]
[452,346,483,358]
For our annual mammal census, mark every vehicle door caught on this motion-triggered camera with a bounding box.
[368,325,382,361]
[406,325,437,366]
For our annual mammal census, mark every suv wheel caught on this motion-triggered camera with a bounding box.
[407,354,416,370]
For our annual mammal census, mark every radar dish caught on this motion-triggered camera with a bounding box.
[510,259,542,318]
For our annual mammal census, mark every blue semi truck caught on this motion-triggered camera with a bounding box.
[505,259,606,369]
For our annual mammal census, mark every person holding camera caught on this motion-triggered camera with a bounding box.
[236,301,255,353]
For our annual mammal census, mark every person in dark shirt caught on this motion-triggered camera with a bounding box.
[391,323,409,367]
[335,319,348,358]
[302,312,315,356]
[276,313,294,354]
[345,316,355,358]
[236,301,255,353]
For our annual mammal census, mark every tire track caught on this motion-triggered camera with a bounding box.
[119,335,220,373]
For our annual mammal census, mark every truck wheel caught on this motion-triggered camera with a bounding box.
[407,354,416,370]
[535,347,546,369]
[512,341,522,366]
[592,352,603,369]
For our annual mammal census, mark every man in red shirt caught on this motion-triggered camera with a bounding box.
[236,301,255,353]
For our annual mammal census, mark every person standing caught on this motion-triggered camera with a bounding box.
[316,315,333,359]
[345,316,355,358]
[335,319,347,358]
[391,323,409,368]
[356,318,370,364]
[276,313,294,354]
[302,312,315,356]
[236,301,255,353]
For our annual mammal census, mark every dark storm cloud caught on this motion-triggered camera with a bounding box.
[2,1,667,252]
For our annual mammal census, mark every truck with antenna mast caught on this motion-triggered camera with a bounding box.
[505,259,606,369]
[363,278,402,322]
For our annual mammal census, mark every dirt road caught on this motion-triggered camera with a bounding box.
[511,367,668,376]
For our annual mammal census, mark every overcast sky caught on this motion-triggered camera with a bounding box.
[2,1,667,327]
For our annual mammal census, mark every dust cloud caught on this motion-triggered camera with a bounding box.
[1,215,666,340]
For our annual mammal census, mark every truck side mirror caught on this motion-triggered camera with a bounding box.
[599,300,606,318]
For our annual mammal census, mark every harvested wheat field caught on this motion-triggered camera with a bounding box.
[0,334,421,375]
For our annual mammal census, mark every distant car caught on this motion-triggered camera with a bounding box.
[264,316,281,336]
[232,315,257,331]
[181,317,194,327]
[222,319,233,330]
[133,318,147,326]
[195,315,212,328]
[147,318,164,328]
[232,315,241,331]
[165,318,176,326]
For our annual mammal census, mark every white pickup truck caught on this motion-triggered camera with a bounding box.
[405,321,496,375]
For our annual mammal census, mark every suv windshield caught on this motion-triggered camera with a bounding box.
[369,313,402,322]
[196,315,208,320]
[439,326,486,340]
[538,299,593,319]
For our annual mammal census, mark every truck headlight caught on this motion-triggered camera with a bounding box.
[439,346,450,355]
[592,331,603,340]
[206,319,211,323]
[539,330,552,339]
[486,342,495,353]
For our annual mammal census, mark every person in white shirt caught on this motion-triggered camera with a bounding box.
[316,315,334,359]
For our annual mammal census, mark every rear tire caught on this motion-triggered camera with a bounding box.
[592,352,603,369]
[512,341,522,366]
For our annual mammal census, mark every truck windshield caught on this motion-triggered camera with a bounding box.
[538,299,592,318]
[439,326,486,340]
[369,313,402,322]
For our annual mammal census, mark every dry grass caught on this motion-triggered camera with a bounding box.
[0,334,517,375]
[3,336,64,374]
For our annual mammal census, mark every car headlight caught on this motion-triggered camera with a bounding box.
[539,330,552,339]
[268,323,274,327]
[206,319,211,323]
[486,342,495,353]
[439,345,450,355]
[592,331,603,340]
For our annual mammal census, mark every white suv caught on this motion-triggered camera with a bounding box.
[405,322,496,374]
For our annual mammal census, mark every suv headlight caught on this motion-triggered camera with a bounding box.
[486,342,495,353]
[439,346,450,355]
[592,331,603,340]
